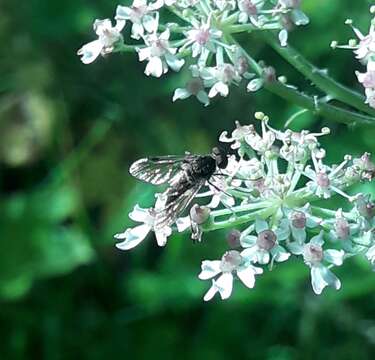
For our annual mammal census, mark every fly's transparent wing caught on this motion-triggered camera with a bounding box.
[154,179,205,229]
[129,155,195,185]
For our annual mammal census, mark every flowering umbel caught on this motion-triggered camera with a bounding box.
[115,113,375,301]
[77,0,309,105]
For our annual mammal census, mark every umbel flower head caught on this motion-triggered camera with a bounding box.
[115,113,375,301]
[77,0,309,104]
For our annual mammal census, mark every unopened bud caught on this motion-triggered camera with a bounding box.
[291,211,306,229]
[227,229,242,248]
[190,204,210,224]
[257,230,276,250]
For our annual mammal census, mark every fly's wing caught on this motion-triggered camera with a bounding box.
[154,179,205,229]
[129,155,196,185]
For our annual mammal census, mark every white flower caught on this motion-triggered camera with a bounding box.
[184,17,222,59]
[237,0,261,24]
[219,121,254,150]
[77,19,126,64]
[240,218,291,264]
[115,204,172,250]
[352,22,375,60]
[116,0,163,40]
[205,177,235,209]
[173,77,210,106]
[199,250,263,301]
[288,231,345,294]
[200,64,241,98]
[138,29,185,77]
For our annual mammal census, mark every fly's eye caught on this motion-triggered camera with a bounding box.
[212,147,220,156]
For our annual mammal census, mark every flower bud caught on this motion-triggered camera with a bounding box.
[316,172,330,188]
[227,229,242,248]
[190,204,211,224]
[220,250,242,272]
[257,230,276,250]
[291,211,306,229]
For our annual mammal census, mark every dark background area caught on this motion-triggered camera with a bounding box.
[1,0,375,359]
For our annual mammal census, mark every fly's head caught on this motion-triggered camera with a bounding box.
[212,147,228,169]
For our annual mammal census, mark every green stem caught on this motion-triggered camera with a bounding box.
[261,31,375,117]
[202,206,277,232]
[228,35,375,126]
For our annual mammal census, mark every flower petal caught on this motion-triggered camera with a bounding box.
[323,249,345,266]
[237,265,263,288]
[198,260,222,280]
[115,224,151,250]
[215,273,233,300]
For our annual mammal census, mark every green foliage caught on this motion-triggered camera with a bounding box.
[1,0,375,359]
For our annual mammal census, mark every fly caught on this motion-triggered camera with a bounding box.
[129,147,228,229]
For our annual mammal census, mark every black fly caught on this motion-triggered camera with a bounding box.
[129,147,228,229]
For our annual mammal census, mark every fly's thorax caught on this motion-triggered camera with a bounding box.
[187,156,217,180]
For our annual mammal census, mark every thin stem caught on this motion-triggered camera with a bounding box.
[261,31,375,117]
[227,35,375,126]
[202,206,277,232]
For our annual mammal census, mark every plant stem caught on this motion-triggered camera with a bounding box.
[228,35,375,126]
[261,31,375,117]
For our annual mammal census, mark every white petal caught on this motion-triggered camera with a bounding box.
[155,226,172,247]
[115,224,151,250]
[215,273,233,300]
[196,90,210,106]
[310,231,324,246]
[143,14,158,33]
[198,260,222,280]
[115,19,126,32]
[237,265,262,288]
[324,249,345,266]
[310,265,341,295]
[203,281,219,301]
[255,218,268,233]
[279,29,288,47]
[240,246,259,261]
[175,216,191,232]
[287,241,303,255]
[77,40,103,64]
[129,204,152,223]
[257,250,270,264]
[173,88,191,101]
[137,47,150,61]
[240,235,257,248]
[145,57,164,77]
[165,54,185,72]
[115,5,132,20]
[131,22,144,40]
[271,245,291,262]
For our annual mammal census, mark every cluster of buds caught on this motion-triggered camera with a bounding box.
[77,0,308,106]
[115,113,375,301]
[331,6,375,108]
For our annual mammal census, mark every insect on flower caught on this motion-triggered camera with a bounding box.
[129,147,229,230]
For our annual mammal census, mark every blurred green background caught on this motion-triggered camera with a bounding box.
[1,0,375,359]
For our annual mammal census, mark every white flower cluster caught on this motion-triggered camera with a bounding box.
[77,0,309,106]
[115,113,375,301]
[331,7,375,108]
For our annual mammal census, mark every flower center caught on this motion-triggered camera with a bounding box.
[186,78,204,95]
[291,211,306,229]
[316,172,330,188]
[303,243,323,264]
[220,250,242,272]
[257,230,276,250]
[194,28,210,45]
